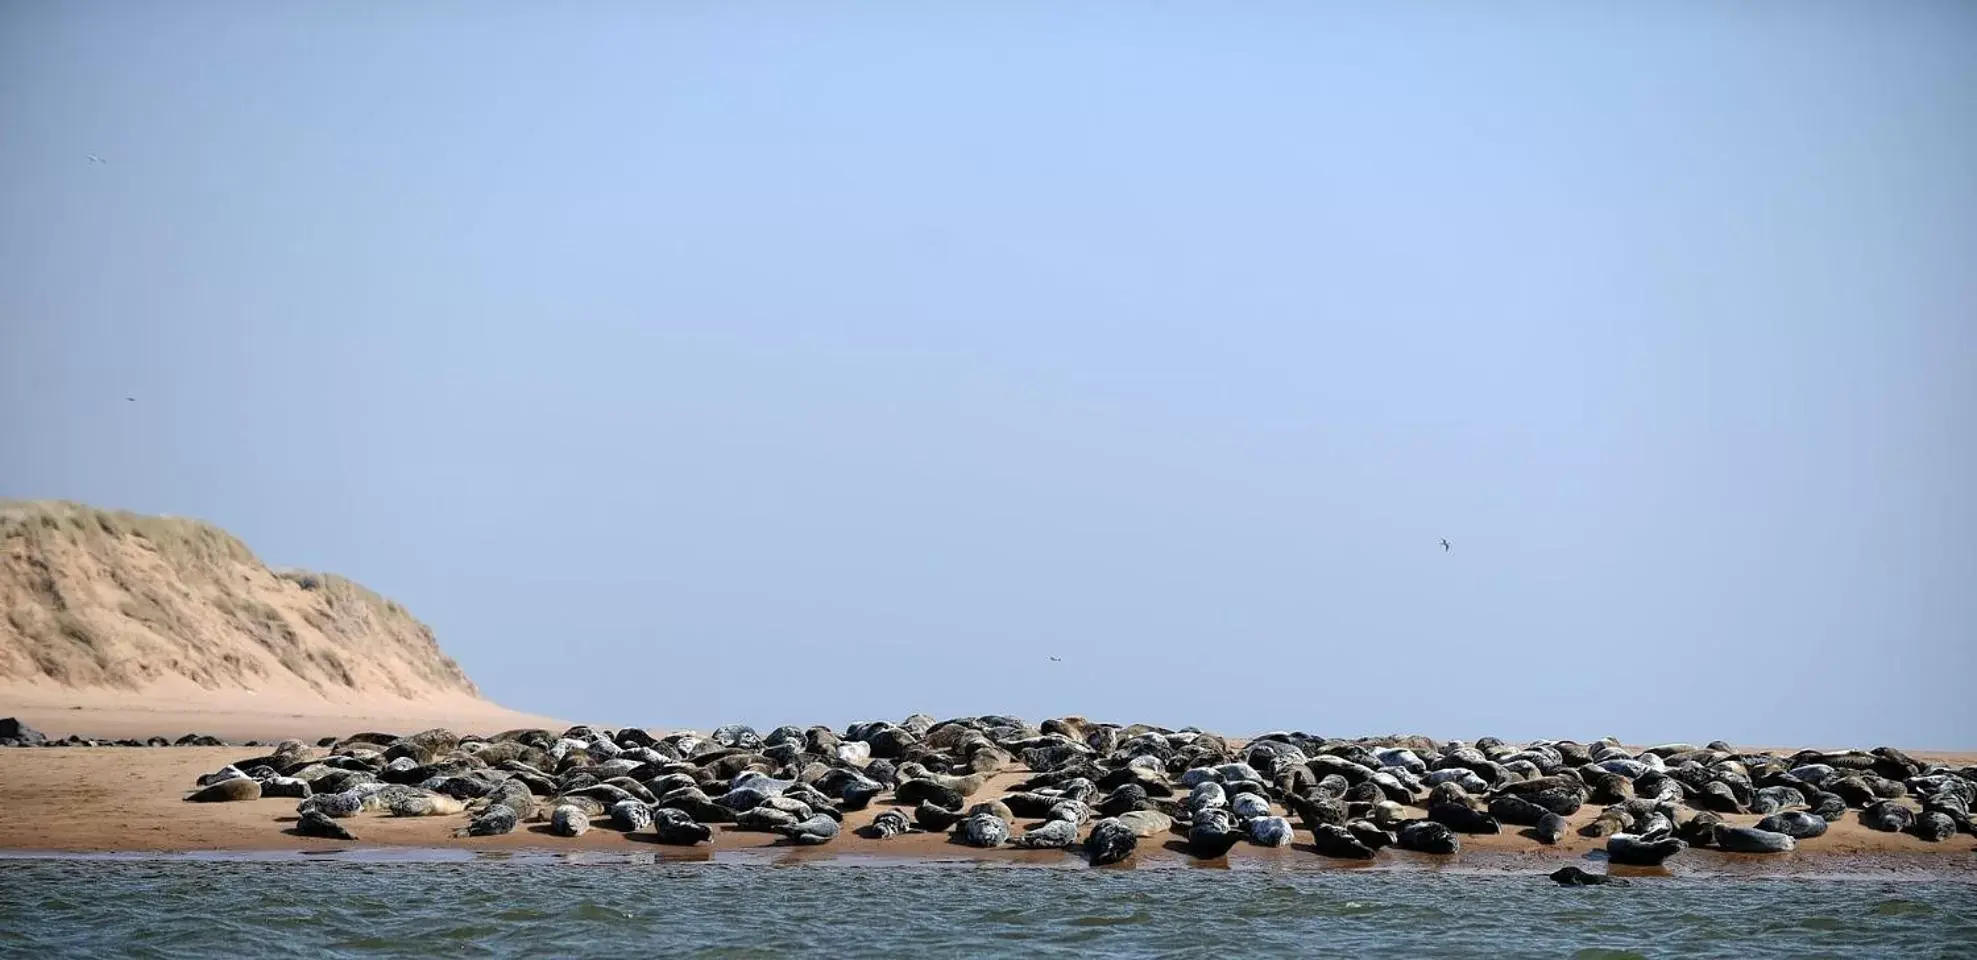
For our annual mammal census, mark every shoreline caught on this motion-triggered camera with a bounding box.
[3,746,1972,874]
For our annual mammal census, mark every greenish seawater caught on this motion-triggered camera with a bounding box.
[1,857,1971,958]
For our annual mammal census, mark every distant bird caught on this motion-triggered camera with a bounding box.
[1439,538,1450,552]
[1048,656,1062,662]
[125,396,136,402]
[87,155,106,165]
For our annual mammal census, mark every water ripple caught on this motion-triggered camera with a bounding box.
[0,860,1972,958]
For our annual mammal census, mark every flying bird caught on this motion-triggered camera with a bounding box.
[87,155,106,165]
[1048,656,1062,662]
[1440,538,1450,552]
[125,396,136,402]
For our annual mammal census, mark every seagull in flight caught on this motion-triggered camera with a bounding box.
[1048,656,1062,662]
[87,155,106,165]
[125,396,136,402]
[1440,538,1450,552]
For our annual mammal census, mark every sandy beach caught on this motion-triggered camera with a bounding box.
[0,684,569,744]
[3,741,1972,873]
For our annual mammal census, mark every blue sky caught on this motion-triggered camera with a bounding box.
[4,2,1972,745]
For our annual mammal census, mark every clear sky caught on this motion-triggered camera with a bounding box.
[4,2,1973,746]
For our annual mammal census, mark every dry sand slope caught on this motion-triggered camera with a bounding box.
[0,500,561,740]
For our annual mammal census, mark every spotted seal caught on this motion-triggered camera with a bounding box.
[1910,810,1957,842]
[860,809,914,839]
[736,807,803,831]
[550,804,590,837]
[914,801,964,831]
[611,799,655,832]
[1246,816,1294,847]
[458,803,519,837]
[1115,809,1172,838]
[1755,811,1828,839]
[388,792,465,817]
[1011,818,1079,849]
[955,812,1011,848]
[779,813,841,845]
[1084,817,1138,866]
[299,791,364,818]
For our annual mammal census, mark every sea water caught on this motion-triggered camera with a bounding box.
[1,856,1971,958]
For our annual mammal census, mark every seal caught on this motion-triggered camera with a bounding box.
[1428,803,1500,834]
[1712,825,1795,853]
[779,813,841,845]
[1549,866,1626,887]
[1910,810,1956,842]
[1187,808,1244,858]
[955,812,1011,848]
[1310,823,1375,860]
[915,801,964,831]
[736,807,802,831]
[653,807,712,845]
[459,803,519,837]
[388,792,466,817]
[1084,817,1138,866]
[1346,819,1393,850]
[1606,831,1684,865]
[1230,792,1272,821]
[611,798,655,832]
[1396,820,1460,855]
[1246,816,1294,847]
[1534,811,1568,844]
[296,809,357,841]
[1754,811,1828,839]
[860,809,914,839]
[894,779,966,810]
[185,777,261,803]
[1860,801,1914,833]
[1115,809,1173,838]
[550,804,590,837]
[298,791,364,819]
[1011,818,1079,849]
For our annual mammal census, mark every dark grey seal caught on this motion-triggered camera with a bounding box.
[1187,808,1243,858]
[1428,802,1500,834]
[296,809,357,841]
[1550,866,1627,887]
[652,808,712,845]
[1310,823,1375,860]
[1396,820,1460,855]
[1534,812,1568,844]
[1755,811,1828,839]
[1346,819,1393,851]
[298,791,364,819]
[1606,831,1685,865]
[1910,810,1957,843]
[915,801,964,831]
[1084,817,1138,866]
[1860,801,1914,833]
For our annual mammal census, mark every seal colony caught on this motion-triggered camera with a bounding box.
[162,715,1977,869]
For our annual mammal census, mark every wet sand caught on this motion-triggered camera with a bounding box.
[3,746,1973,875]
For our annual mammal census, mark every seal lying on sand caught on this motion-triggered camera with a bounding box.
[1712,825,1795,853]
[779,814,840,845]
[1396,821,1460,855]
[1606,831,1685,866]
[1085,817,1138,866]
[297,809,357,841]
[550,804,590,837]
[458,803,519,837]
[955,812,1011,848]
[1011,818,1079,849]
[1755,811,1828,839]
[860,809,914,839]
[185,778,261,803]
[1311,823,1376,860]
[1187,808,1244,858]
[653,808,712,845]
